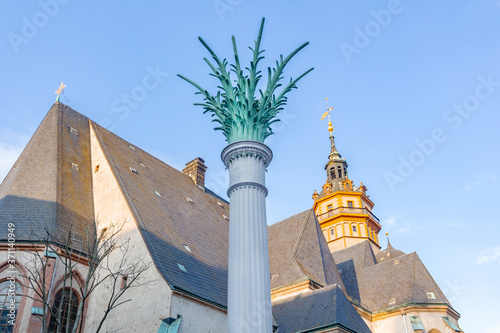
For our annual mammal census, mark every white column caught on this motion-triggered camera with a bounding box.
[222,140,273,333]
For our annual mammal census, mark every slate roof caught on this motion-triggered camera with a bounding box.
[268,210,345,291]
[91,120,231,307]
[374,238,405,264]
[272,284,371,333]
[1,103,397,332]
[332,240,451,312]
[0,103,95,253]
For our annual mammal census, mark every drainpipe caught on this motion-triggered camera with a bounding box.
[401,309,409,333]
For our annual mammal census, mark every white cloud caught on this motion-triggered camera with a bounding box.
[0,143,23,182]
[0,128,29,182]
[464,174,497,191]
[383,216,419,234]
[476,246,500,264]
[385,217,397,226]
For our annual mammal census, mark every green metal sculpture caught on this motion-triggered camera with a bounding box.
[178,18,313,144]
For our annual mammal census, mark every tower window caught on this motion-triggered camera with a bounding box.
[352,225,357,232]
[347,201,353,209]
[330,229,335,236]
[330,168,336,179]
[338,166,342,178]
[327,204,333,211]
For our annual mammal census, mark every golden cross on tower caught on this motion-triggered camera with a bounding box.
[55,82,66,102]
[320,97,334,133]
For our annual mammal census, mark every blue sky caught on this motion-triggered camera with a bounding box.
[1,1,499,331]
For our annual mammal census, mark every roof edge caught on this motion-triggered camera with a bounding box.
[88,121,176,290]
[172,287,227,311]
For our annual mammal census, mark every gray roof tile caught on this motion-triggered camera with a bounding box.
[0,103,95,252]
[92,121,230,307]
[333,240,450,312]
[268,210,345,290]
[1,104,383,332]
[272,284,372,333]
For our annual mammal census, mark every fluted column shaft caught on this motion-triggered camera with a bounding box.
[222,140,273,333]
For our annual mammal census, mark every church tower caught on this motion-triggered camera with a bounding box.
[312,105,382,253]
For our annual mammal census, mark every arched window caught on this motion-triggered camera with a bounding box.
[330,168,336,179]
[337,166,342,178]
[48,289,79,333]
[0,280,22,333]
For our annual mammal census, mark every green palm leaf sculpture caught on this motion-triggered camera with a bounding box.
[178,18,314,144]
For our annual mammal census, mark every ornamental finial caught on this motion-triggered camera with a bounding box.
[55,82,66,102]
[320,97,334,133]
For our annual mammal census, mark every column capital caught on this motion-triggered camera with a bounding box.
[221,140,273,168]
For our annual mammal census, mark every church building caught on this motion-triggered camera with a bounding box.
[0,102,463,332]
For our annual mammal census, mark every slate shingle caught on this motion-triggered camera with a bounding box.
[0,103,95,252]
[333,240,451,312]
[272,284,372,333]
[268,210,346,291]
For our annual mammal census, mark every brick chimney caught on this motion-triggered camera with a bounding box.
[182,157,207,189]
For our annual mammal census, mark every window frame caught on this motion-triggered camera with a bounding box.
[0,279,23,333]
[47,288,80,333]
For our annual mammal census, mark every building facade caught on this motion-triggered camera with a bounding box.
[0,103,463,333]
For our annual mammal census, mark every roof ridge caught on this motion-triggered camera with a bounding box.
[270,209,311,227]
[312,212,329,284]
[290,210,313,278]
[412,252,417,304]
[412,252,451,305]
